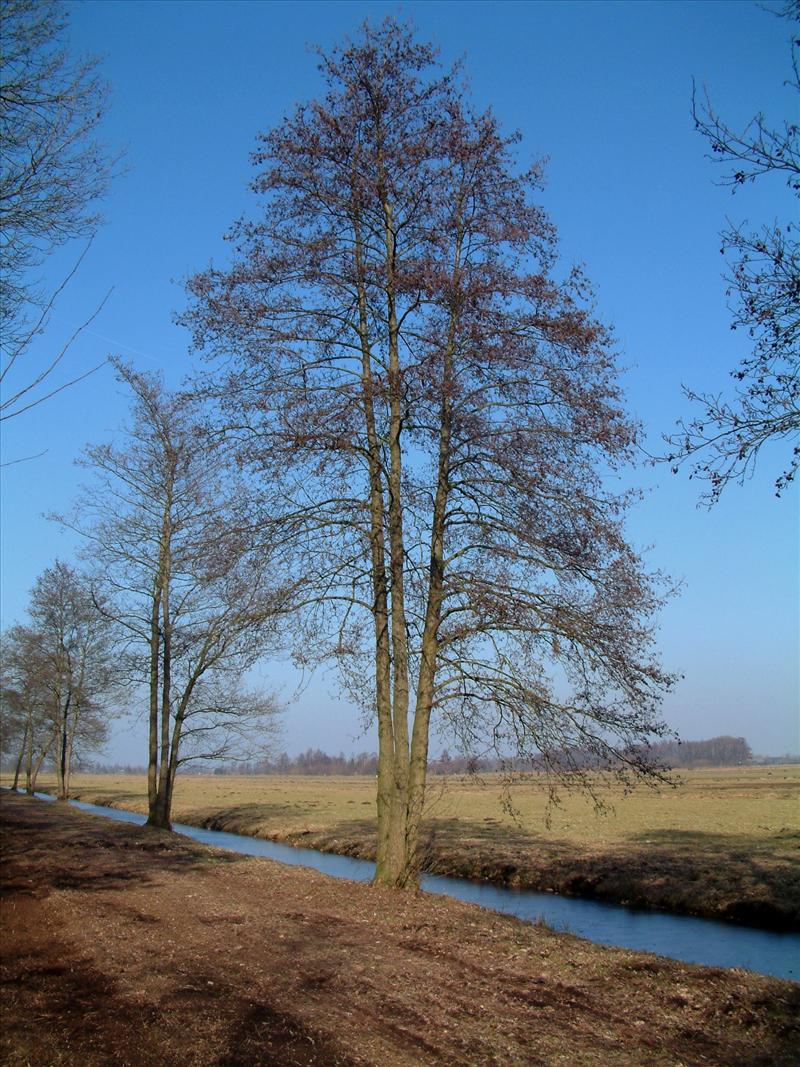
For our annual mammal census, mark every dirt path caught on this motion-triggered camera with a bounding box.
[1,793,797,1067]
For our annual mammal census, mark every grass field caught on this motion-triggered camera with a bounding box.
[20,764,800,928]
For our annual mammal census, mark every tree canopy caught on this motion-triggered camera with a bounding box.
[185,20,676,886]
[666,2,799,501]
[0,0,117,424]
[59,360,285,827]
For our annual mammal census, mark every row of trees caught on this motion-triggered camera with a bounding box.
[3,9,796,887]
[212,750,381,777]
[2,362,286,824]
[1,562,114,796]
[3,21,676,870]
[643,735,753,769]
[207,736,754,777]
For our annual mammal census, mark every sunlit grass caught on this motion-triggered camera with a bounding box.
[19,763,799,847]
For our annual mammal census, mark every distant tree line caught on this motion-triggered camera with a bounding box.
[431,736,757,772]
[171,735,758,777]
[211,750,381,777]
[641,735,753,769]
[5,735,768,783]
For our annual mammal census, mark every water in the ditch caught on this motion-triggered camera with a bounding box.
[31,793,800,982]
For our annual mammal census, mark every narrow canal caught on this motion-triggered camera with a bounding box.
[32,793,800,982]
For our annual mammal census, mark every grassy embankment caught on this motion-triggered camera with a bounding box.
[23,765,800,929]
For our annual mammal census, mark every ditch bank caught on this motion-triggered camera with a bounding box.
[32,785,800,932]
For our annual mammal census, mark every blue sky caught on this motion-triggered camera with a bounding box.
[1,0,797,760]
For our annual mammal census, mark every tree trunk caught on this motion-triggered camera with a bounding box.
[148,709,178,831]
[147,583,160,815]
[351,198,398,887]
[146,790,171,830]
[62,707,77,800]
[372,156,417,888]
[152,720,183,832]
[56,694,71,800]
[147,462,174,828]
[157,538,173,814]
[30,747,48,793]
[24,716,35,793]
[147,660,195,832]
[11,722,28,791]
[371,194,461,889]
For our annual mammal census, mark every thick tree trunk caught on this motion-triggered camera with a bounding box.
[351,200,398,886]
[372,203,461,888]
[62,709,77,800]
[372,164,418,888]
[348,141,454,888]
[158,532,172,805]
[148,711,180,831]
[147,737,173,829]
[147,664,197,832]
[146,790,172,830]
[148,615,172,830]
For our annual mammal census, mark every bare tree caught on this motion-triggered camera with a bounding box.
[1,624,56,792]
[58,360,285,829]
[184,20,676,888]
[666,2,800,501]
[0,0,117,423]
[0,637,31,789]
[11,562,117,800]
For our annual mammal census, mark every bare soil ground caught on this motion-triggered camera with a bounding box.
[1,793,798,1067]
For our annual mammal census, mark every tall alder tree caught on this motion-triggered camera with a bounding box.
[185,21,675,887]
[59,360,285,829]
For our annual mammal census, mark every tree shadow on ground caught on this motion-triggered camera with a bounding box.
[1,865,357,1067]
[0,794,244,899]
[0,928,173,1067]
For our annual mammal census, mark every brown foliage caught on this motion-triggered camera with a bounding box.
[184,20,676,885]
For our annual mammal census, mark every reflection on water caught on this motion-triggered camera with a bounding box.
[29,793,800,982]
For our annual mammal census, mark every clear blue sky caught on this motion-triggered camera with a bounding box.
[1,0,797,760]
